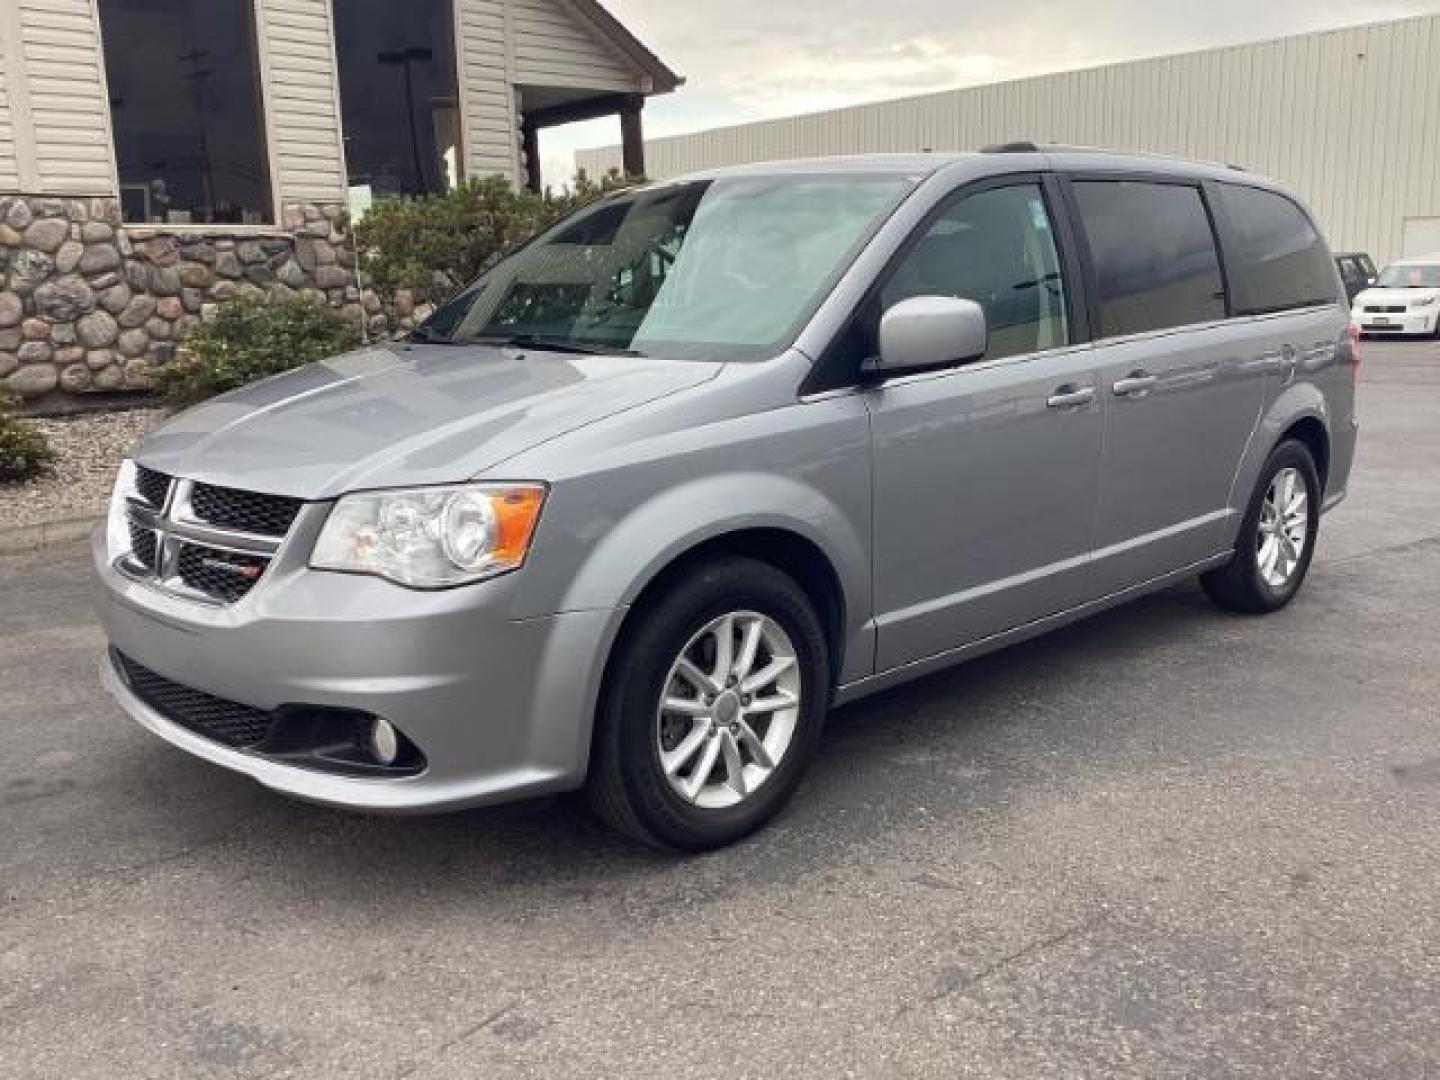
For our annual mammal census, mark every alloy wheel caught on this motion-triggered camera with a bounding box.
[1257,466,1309,591]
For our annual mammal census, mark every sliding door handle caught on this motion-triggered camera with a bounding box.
[1046,385,1095,409]
[1112,372,1158,397]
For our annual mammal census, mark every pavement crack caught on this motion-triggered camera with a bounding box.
[392,1000,521,1079]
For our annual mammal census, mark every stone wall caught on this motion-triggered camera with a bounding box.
[0,196,387,411]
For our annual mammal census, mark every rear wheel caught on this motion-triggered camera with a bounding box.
[588,556,830,851]
[1202,440,1321,614]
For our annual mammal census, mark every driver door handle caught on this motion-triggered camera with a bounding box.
[1046,385,1095,409]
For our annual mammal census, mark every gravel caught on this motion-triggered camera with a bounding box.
[0,407,166,529]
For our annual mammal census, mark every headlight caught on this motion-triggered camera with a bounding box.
[1412,295,1439,308]
[311,483,547,588]
[106,459,138,562]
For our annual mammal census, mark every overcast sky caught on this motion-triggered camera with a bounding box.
[537,0,1439,183]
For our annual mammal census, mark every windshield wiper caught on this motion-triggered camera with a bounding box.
[407,324,461,345]
[466,334,646,357]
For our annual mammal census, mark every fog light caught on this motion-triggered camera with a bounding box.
[370,718,399,765]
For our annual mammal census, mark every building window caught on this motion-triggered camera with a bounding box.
[99,0,273,226]
[333,0,463,198]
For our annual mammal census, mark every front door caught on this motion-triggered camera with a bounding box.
[864,180,1106,671]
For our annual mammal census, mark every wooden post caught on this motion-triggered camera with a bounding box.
[619,98,645,179]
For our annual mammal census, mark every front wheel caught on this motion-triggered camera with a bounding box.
[1202,440,1321,614]
[588,557,830,851]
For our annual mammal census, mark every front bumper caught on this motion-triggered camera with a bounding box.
[1354,309,1439,335]
[93,528,620,813]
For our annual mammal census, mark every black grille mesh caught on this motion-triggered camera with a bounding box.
[116,652,274,748]
[176,544,267,603]
[128,521,159,572]
[190,483,302,537]
[135,466,171,509]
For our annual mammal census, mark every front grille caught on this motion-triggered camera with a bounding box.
[135,465,171,508]
[176,544,268,604]
[1364,305,1407,314]
[116,651,274,748]
[191,483,302,537]
[128,521,159,572]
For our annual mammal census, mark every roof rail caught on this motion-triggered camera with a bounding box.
[980,141,1041,153]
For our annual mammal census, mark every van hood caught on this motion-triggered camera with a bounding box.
[134,343,723,499]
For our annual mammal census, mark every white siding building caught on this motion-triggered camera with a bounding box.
[580,14,1440,266]
[0,0,678,405]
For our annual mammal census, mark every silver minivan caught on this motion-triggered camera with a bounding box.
[95,148,1358,850]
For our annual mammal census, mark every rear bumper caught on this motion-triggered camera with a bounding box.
[93,528,621,813]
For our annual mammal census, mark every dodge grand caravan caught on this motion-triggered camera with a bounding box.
[96,147,1358,851]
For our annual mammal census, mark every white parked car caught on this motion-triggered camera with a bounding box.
[1351,256,1440,337]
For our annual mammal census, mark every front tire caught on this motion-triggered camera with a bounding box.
[588,556,830,851]
[1202,440,1321,614]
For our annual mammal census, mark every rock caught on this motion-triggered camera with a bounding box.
[17,340,52,365]
[117,232,133,257]
[66,199,90,222]
[23,218,70,254]
[88,271,120,291]
[7,364,59,398]
[201,303,219,322]
[244,264,273,286]
[22,318,49,340]
[92,363,124,390]
[81,221,114,243]
[236,241,267,265]
[282,205,306,231]
[117,328,150,357]
[236,283,265,303]
[181,287,204,313]
[0,328,18,351]
[125,357,155,387]
[0,292,20,328]
[32,199,67,219]
[156,296,183,320]
[77,310,119,348]
[33,275,96,321]
[314,265,350,289]
[276,259,307,289]
[98,283,133,315]
[85,348,115,371]
[59,363,92,392]
[0,223,23,247]
[92,198,122,226]
[55,345,85,366]
[214,251,243,278]
[142,237,181,266]
[55,240,84,274]
[145,317,172,341]
[267,283,298,304]
[177,262,211,289]
[299,288,326,307]
[208,280,238,301]
[179,241,215,265]
[260,239,290,256]
[0,351,15,378]
[394,289,415,318]
[117,295,157,328]
[5,200,33,231]
[79,244,122,276]
[125,261,150,292]
[51,323,77,346]
[173,314,200,337]
[9,249,55,294]
[151,267,181,296]
[361,290,383,315]
[296,238,337,272]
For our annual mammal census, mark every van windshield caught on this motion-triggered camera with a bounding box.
[1375,264,1440,288]
[419,174,914,361]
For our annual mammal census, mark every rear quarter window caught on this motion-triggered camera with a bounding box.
[1217,184,1339,315]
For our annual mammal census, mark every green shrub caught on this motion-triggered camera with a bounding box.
[151,295,361,406]
[355,170,638,304]
[0,389,54,482]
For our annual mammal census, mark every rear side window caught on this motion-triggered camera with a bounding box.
[1073,181,1226,337]
[1217,184,1338,315]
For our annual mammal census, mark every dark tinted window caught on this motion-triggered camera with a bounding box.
[1218,184,1339,314]
[100,0,272,224]
[879,184,1070,361]
[1074,181,1225,337]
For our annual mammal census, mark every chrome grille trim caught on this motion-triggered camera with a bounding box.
[119,477,299,606]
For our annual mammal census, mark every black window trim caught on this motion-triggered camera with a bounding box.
[1205,179,1345,318]
[804,171,1090,395]
[1056,171,1235,344]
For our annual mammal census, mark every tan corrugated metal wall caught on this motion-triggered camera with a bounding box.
[578,15,1440,264]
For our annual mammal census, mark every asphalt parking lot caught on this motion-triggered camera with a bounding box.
[3,339,1439,1079]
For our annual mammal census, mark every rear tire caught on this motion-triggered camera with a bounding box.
[1202,440,1321,614]
[588,556,830,852]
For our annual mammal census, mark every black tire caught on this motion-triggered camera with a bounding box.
[1202,439,1321,614]
[588,556,830,852]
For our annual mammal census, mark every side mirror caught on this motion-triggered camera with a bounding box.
[870,296,987,378]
